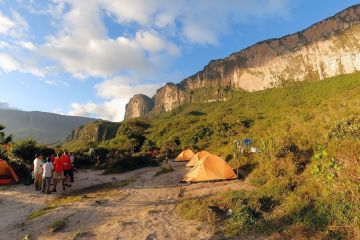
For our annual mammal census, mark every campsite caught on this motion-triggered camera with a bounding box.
[2,1,360,240]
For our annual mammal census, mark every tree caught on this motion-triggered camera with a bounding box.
[0,124,12,159]
[117,120,150,152]
[11,139,39,165]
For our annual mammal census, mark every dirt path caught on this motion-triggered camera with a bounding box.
[0,162,252,240]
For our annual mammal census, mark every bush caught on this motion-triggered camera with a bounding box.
[11,139,38,166]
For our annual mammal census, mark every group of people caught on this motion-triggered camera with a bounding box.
[33,152,75,194]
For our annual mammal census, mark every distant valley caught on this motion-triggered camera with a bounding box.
[0,109,96,144]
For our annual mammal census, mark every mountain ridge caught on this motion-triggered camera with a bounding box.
[0,109,97,144]
[124,4,360,119]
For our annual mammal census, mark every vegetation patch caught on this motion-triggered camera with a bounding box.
[155,166,174,176]
[27,195,82,221]
[72,230,90,240]
[50,219,67,232]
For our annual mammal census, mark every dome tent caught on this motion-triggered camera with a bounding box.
[182,154,237,182]
[186,150,210,167]
[174,149,195,162]
[0,159,19,185]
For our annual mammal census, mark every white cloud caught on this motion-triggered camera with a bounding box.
[69,79,161,121]
[96,78,161,99]
[0,41,10,48]
[0,12,15,34]
[0,11,28,38]
[0,53,44,76]
[41,36,149,79]
[18,41,35,50]
[68,98,129,122]
[135,30,179,55]
[0,101,10,109]
[0,53,19,72]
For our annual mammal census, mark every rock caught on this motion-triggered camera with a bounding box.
[124,94,154,120]
[152,83,187,113]
[145,233,157,240]
[67,120,120,142]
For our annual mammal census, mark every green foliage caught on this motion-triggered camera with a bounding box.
[102,155,157,174]
[50,219,67,232]
[155,166,174,176]
[311,145,341,183]
[0,124,12,145]
[0,124,12,159]
[116,119,150,152]
[11,139,38,165]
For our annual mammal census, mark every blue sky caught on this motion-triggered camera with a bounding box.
[0,0,358,121]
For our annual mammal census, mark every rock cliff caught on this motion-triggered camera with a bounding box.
[66,120,120,143]
[125,4,360,119]
[124,94,154,120]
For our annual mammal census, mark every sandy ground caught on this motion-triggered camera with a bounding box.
[0,162,253,240]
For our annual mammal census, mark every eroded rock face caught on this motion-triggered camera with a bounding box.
[153,83,187,112]
[124,94,154,120]
[66,121,120,143]
[124,4,360,119]
[180,5,360,91]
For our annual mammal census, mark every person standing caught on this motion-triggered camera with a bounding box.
[52,154,65,192]
[69,152,75,183]
[62,152,72,187]
[33,154,44,191]
[42,157,54,194]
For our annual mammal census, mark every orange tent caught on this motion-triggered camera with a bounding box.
[0,159,19,185]
[182,154,237,182]
[186,150,210,167]
[174,149,195,162]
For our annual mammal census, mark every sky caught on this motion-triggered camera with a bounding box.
[0,0,359,121]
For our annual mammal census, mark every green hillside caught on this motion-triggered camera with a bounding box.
[145,72,360,155]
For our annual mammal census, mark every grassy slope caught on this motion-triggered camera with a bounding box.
[149,73,360,239]
[147,72,360,157]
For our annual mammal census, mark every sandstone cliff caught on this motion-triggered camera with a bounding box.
[125,4,360,119]
[124,94,154,120]
[66,120,120,143]
[152,83,187,112]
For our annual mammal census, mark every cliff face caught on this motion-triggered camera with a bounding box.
[66,120,120,143]
[125,4,360,119]
[152,83,187,112]
[124,94,154,120]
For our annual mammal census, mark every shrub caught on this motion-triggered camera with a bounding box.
[50,219,66,232]
[11,139,38,166]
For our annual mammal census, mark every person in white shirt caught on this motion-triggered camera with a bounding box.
[33,154,44,191]
[42,157,54,194]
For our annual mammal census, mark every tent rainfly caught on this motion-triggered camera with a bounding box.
[174,149,195,162]
[182,154,237,182]
[0,159,19,185]
[186,150,210,167]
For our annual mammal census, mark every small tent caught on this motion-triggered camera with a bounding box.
[0,159,19,185]
[186,150,210,167]
[174,149,195,162]
[182,154,237,182]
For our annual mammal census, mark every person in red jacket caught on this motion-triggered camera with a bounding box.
[62,152,72,187]
[52,153,65,192]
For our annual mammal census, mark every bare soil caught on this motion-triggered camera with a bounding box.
[0,162,252,240]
